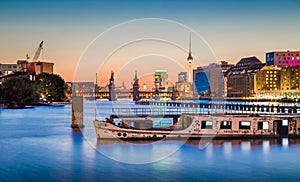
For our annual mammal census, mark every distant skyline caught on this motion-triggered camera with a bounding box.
[1,0,300,85]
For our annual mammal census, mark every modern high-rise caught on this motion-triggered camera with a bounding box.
[266,50,300,67]
[193,66,210,95]
[202,63,225,97]
[154,70,168,91]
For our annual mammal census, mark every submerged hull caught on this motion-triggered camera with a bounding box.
[94,114,300,140]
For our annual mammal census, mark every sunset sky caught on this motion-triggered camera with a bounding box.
[1,0,300,87]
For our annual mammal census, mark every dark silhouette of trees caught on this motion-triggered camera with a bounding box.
[2,77,38,107]
[34,73,67,102]
[0,84,3,101]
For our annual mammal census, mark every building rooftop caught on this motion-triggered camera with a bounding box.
[260,65,282,71]
[225,56,265,76]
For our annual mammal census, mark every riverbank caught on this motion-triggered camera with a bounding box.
[0,101,71,109]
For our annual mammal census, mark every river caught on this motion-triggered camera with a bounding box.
[0,101,300,181]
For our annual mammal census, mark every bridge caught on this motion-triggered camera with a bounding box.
[71,90,176,100]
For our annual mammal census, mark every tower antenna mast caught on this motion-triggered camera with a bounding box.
[189,32,191,54]
[187,33,193,82]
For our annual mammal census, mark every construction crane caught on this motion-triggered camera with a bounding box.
[32,41,44,62]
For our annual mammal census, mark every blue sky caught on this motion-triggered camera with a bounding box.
[1,0,300,83]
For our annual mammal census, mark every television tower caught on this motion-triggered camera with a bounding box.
[187,33,193,83]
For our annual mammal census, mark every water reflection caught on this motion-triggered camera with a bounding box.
[95,139,184,164]
[94,138,300,165]
[282,138,289,149]
[205,143,213,159]
[223,142,232,159]
[185,138,300,148]
[262,140,270,154]
[241,141,251,153]
[96,138,300,148]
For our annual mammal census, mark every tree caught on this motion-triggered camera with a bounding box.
[2,76,38,107]
[0,84,3,100]
[35,73,67,102]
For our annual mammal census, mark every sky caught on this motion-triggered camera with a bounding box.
[0,0,300,87]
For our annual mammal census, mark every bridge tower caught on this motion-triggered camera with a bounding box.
[133,71,140,101]
[108,71,116,101]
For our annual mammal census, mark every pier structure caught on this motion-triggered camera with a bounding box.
[71,96,85,128]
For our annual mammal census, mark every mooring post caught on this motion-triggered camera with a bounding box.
[71,96,85,128]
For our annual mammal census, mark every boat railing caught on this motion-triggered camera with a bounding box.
[112,103,300,117]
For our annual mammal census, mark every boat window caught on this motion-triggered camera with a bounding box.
[201,121,213,129]
[220,121,232,129]
[258,122,269,130]
[239,121,250,129]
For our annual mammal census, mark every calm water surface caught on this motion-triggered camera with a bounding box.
[1,102,300,181]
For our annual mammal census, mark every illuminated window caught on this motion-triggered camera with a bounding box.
[239,121,250,130]
[201,121,213,129]
[258,122,269,130]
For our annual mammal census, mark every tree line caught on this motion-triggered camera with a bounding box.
[0,73,67,107]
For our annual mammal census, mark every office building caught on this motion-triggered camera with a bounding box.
[255,66,300,98]
[255,65,281,96]
[177,72,187,83]
[193,66,210,95]
[226,56,265,97]
[27,61,54,75]
[154,70,168,91]
[266,50,300,67]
